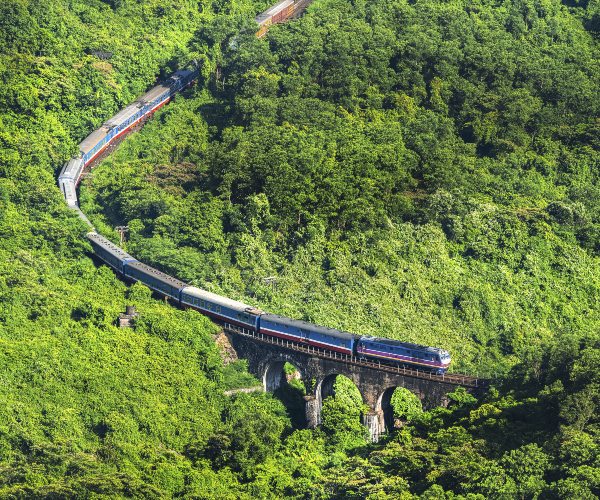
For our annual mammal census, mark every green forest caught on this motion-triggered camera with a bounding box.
[1,0,599,497]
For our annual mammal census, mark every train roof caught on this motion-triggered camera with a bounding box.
[60,179,78,207]
[59,158,84,181]
[171,69,196,80]
[79,126,110,154]
[256,15,271,25]
[86,232,135,261]
[125,260,187,289]
[262,0,294,16]
[104,102,143,129]
[359,336,450,355]
[138,83,171,104]
[182,286,263,315]
[256,0,293,23]
[261,313,356,340]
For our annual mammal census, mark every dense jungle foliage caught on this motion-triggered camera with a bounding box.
[0,0,599,496]
[83,0,600,376]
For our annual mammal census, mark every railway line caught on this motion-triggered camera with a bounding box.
[224,324,486,388]
[57,0,489,390]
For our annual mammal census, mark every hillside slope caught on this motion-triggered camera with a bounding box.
[1,0,598,496]
[83,0,600,376]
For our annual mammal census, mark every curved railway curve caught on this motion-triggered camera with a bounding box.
[57,1,489,390]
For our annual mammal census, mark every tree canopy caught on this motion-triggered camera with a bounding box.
[1,0,599,495]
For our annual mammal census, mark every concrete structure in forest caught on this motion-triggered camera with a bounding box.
[224,330,485,442]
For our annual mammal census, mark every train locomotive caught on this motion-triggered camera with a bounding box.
[85,232,451,374]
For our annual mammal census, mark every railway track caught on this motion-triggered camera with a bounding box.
[224,324,487,388]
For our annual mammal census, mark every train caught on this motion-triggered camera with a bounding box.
[87,231,451,374]
[58,0,308,209]
[57,6,451,375]
[255,0,312,38]
[58,69,198,208]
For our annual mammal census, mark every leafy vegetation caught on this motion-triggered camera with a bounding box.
[202,340,599,498]
[83,0,600,377]
[0,0,289,496]
[1,0,599,496]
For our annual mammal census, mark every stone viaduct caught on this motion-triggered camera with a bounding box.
[224,330,486,441]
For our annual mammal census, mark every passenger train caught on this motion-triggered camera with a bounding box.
[58,70,198,208]
[87,231,451,374]
[256,0,312,38]
[58,6,452,375]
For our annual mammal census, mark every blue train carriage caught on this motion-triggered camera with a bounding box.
[356,337,451,374]
[180,286,263,330]
[260,314,355,354]
[136,81,176,114]
[136,69,198,115]
[123,260,187,301]
[75,69,198,168]
[59,177,78,208]
[86,232,137,274]
[103,102,146,139]
[79,125,114,166]
[172,69,200,90]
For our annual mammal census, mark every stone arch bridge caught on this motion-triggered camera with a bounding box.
[223,327,487,441]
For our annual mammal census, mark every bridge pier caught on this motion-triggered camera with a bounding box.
[304,395,320,429]
[362,410,385,442]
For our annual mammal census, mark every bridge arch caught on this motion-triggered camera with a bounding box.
[262,357,308,427]
[263,358,305,392]
[316,373,337,404]
[311,372,363,427]
[376,385,424,433]
[378,387,397,432]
